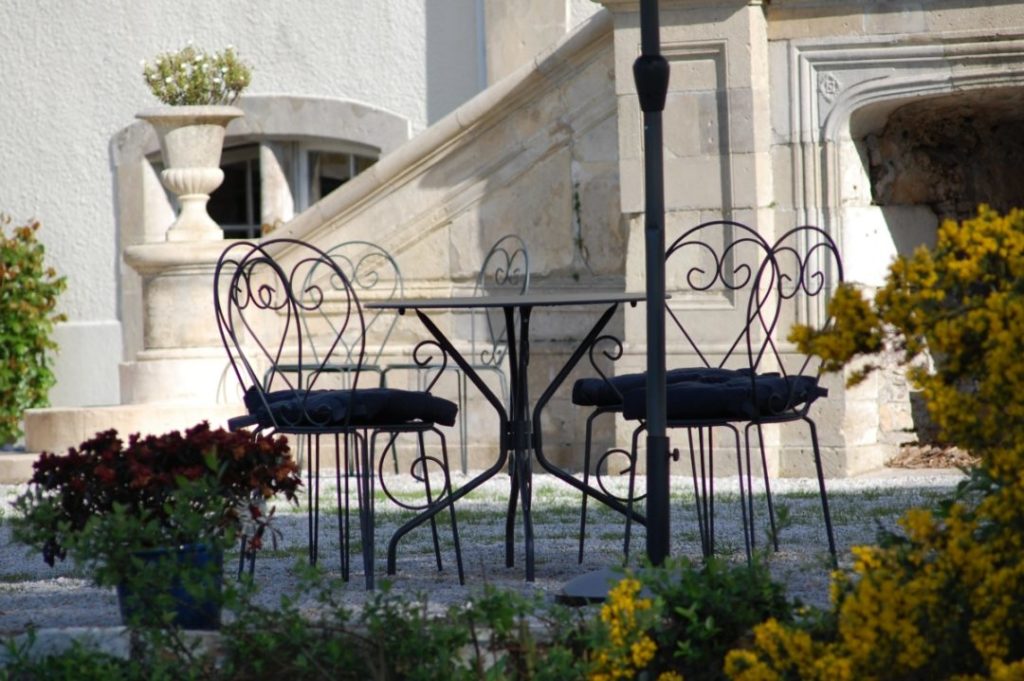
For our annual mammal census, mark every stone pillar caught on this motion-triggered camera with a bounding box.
[25,124,244,454]
[119,241,235,404]
[598,0,873,476]
[601,0,776,362]
[482,0,569,83]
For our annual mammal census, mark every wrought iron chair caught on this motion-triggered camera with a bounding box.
[277,240,404,471]
[573,221,840,566]
[214,238,464,589]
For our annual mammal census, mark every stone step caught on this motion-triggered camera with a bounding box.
[0,451,38,484]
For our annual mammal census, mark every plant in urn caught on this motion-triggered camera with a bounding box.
[138,45,251,241]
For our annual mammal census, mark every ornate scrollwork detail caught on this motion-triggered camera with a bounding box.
[471,235,531,367]
[411,339,448,393]
[669,227,774,293]
[477,340,503,368]
[215,239,368,423]
[594,448,646,504]
[588,333,625,400]
[483,238,529,292]
[772,226,841,302]
[376,437,453,512]
[818,71,840,103]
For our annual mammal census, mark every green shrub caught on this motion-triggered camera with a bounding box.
[790,204,1024,454]
[0,215,65,445]
[216,578,589,681]
[643,557,796,681]
[1,639,150,680]
[0,558,793,680]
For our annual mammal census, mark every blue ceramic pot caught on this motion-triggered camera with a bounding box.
[116,543,223,630]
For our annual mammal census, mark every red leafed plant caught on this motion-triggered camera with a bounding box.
[13,421,301,569]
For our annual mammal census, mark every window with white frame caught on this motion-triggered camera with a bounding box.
[151,140,379,239]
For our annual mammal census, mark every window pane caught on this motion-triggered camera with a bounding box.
[209,144,261,238]
[308,151,350,203]
[355,155,376,174]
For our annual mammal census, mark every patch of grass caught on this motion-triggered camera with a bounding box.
[773,489,823,500]
[0,572,35,583]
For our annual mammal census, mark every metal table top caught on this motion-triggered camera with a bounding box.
[366,290,646,311]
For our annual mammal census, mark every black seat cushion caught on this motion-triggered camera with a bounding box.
[237,387,458,430]
[572,367,750,407]
[621,372,827,421]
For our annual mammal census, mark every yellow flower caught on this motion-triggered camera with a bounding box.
[631,635,657,668]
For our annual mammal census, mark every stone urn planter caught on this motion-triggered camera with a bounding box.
[137,105,243,242]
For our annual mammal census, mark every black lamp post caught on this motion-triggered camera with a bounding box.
[634,0,670,566]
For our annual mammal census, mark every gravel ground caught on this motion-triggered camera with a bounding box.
[0,468,966,635]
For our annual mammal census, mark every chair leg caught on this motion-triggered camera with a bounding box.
[366,433,377,589]
[378,429,445,573]
[337,434,350,581]
[805,417,838,567]
[622,425,644,563]
[357,431,375,590]
[688,428,710,559]
[693,427,716,557]
[458,368,468,475]
[751,423,779,552]
[435,427,465,585]
[744,433,755,555]
[382,428,465,585]
[577,409,601,564]
[308,434,319,566]
[728,425,752,564]
[416,430,445,572]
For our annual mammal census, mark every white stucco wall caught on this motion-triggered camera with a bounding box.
[0,1,485,409]
[571,0,603,26]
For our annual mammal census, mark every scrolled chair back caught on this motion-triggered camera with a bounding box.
[307,240,404,370]
[471,234,531,367]
[214,238,366,431]
[755,224,845,383]
[659,220,843,420]
[664,220,776,371]
[474,234,530,296]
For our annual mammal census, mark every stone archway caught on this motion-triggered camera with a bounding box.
[854,87,1024,448]
[863,88,1024,224]
[784,30,1024,468]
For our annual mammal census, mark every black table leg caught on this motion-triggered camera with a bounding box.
[505,459,518,567]
[532,302,648,528]
[517,307,535,581]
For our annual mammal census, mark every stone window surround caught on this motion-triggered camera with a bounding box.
[114,94,410,365]
[183,140,381,239]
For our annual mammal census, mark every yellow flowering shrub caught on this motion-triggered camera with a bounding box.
[589,578,661,681]
[726,206,1024,680]
[793,204,1024,454]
